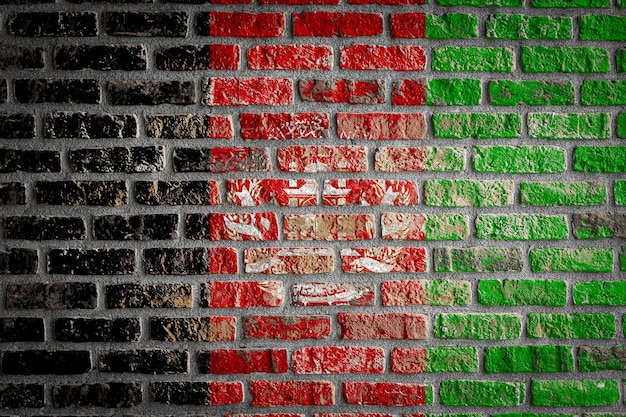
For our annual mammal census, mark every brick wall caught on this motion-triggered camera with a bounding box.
[0,0,625,414]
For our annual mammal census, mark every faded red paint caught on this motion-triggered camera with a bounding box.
[241,113,329,139]
[209,147,271,173]
[381,280,428,306]
[244,247,334,274]
[209,212,279,241]
[381,213,427,240]
[338,312,428,340]
[206,77,292,106]
[323,179,418,206]
[243,315,331,339]
[390,13,427,38]
[299,79,385,104]
[227,179,318,207]
[284,214,375,241]
[391,348,427,373]
[292,346,384,374]
[374,147,427,172]
[392,79,427,106]
[341,247,427,273]
[337,113,426,140]
[277,146,367,172]
[250,380,335,406]
[204,281,284,308]
[343,382,429,406]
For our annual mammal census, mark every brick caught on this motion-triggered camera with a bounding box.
[94,214,178,240]
[53,44,146,70]
[617,181,626,205]
[438,0,522,4]
[486,14,572,39]
[575,147,626,172]
[432,47,514,72]
[581,80,626,106]
[381,213,468,240]
[485,346,573,373]
[530,248,613,272]
[227,179,318,207]
[152,381,242,405]
[136,180,220,205]
[618,50,626,73]
[146,114,232,139]
[573,281,626,305]
[473,145,566,174]
[106,283,192,308]
[342,247,426,273]
[578,346,626,371]
[0,79,5,102]
[0,113,35,138]
[375,147,465,172]
[299,79,385,104]
[55,317,140,342]
[573,213,626,239]
[4,216,85,240]
[245,247,334,274]
[395,347,477,374]
[8,12,97,36]
[580,15,626,40]
[619,114,626,138]
[284,214,374,240]
[521,46,609,73]
[393,79,481,106]
[0,46,44,69]
[104,12,187,36]
[293,12,382,37]
[324,179,418,206]
[490,81,574,106]
[424,180,514,207]
[151,316,236,341]
[198,12,284,37]
[340,45,425,71]
[2,350,91,374]
[6,282,96,309]
[0,317,44,342]
[108,81,195,105]
[204,77,292,106]
[433,113,521,139]
[244,315,331,340]
[44,112,137,139]
[0,248,37,274]
[435,313,521,340]
[528,313,616,339]
[533,0,609,5]
[520,181,606,206]
[0,183,25,205]
[99,349,188,374]
[0,384,43,408]
[145,247,237,275]
[199,349,288,374]
[343,382,432,406]
[440,381,524,406]
[15,79,100,103]
[48,248,136,275]
[202,281,284,307]
[278,146,367,172]
[251,381,334,406]
[350,0,427,3]
[528,113,610,139]
[339,312,427,340]
[531,380,618,406]
[382,280,470,306]
[156,44,239,71]
[292,282,375,306]
[337,113,426,140]
[248,45,332,70]
[428,13,478,39]
[53,382,142,407]
[478,279,566,306]
[261,0,338,3]
[241,113,329,140]
[293,346,384,374]
[69,146,164,173]
[0,149,60,173]
[434,247,523,273]
[186,212,279,241]
[476,214,568,240]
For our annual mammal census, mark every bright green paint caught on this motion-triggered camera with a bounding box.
[580,15,626,40]
[616,181,626,205]
[476,214,568,240]
[426,346,478,373]
[424,147,466,171]
[427,79,481,106]
[520,181,606,206]
[530,247,613,272]
[473,146,566,174]
[579,346,626,371]
[424,280,471,306]
[433,113,521,138]
[574,146,626,172]
[528,113,610,139]
[490,81,574,106]
[440,380,524,406]
[478,279,566,306]
[486,14,572,39]
[531,380,619,406]
[531,0,610,7]
[425,214,468,240]
[485,345,573,373]
[528,313,616,339]
[581,81,626,105]
[427,14,478,39]
[521,46,609,73]
[424,180,514,207]
[433,47,515,72]
[435,313,521,340]
[573,282,626,305]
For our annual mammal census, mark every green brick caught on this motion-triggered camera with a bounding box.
[434,247,523,273]
[520,181,607,206]
[621,247,626,271]
[476,214,568,241]
[617,50,626,73]
[579,346,626,371]
[580,15,626,41]
[532,0,610,7]
[486,14,572,40]
[494,414,572,417]
[437,0,523,6]
[424,280,471,306]
[427,14,478,39]
[426,346,478,373]
[473,146,566,174]
[489,81,574,106]
[528,113,610,140]
[440,380,524,406]
[425,180,514,207]
[432,47,514,72]
[573,281,626,305]
[433,113,521,139]
[528,313,616,339]
[426,79,481,106]
[572,213,626,239]
[581,81,626,106]
[425,147,466,172]
[435,313,521,340]
[428,414,483,417]
[531,380,619,406]
[574,146,626,173]
[616,181,626,205]
[618,113,626,138]
[530,247,613,272]
[485,345,573,373]
[521,46,609,73]
[425,214,469,241]
[478,279,566,306]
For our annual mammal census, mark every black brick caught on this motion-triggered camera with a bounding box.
[48,248,137,275]
[0,384,44,408]
[0,46,44,69]
[15,79,100,104]
[106,283,192,308]
[104,12,188,37]
[54,44,147,71]
[0,318,44,342]
[44,112,138,139]
[0,248,37,274]
[4,216,86,240]
[55,317,141,342]
[0,150,61,173]
[6,282,97,309]
[68,0,152,2]
[8,12,97,37]
[52,382,142,408]
[94,214,178,240]
[151,382,212,405]
[0,80,6,103]
[1,0,53,3]
[172,148,213,172]
[150,317,228,341]
[35,181,128,206]
[108,81,195,105]
[145,114,231,139]
[135,181,219,206]
[0,113,35,139]
[99,349,188,374]
[185,213,211,240]
[144,248,211,275]
[156,45,212,71]
[0,183,26,205]
[173,147,270,173]
[2,350,91,375]
[69,146,165,173]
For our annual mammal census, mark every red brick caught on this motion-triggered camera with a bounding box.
[244,247,334,274]
[209,212,279,241]
[284,214,375,240]
[341,45,425,71]
[392,80,427,106]
[201,349,288,374]
[210,44,240,70]
[209,247,238,274]
[209,147,271,173]
[294,12,383,37]
[241,113,329,140]
[248,45,332,70]
[204,77,292,106]
[292,282,375,306]
[381,213,426,240]
[341,247,426,273]
[338,312,427,340]
[244,315,331,340]
[277,146,367,172]
[374,147,426,172]
[343,382,429,406]
[206,12,285,37]
[337,113,426,140]
[250,381,335,406]
[209,381,244,405]
[203,281,284,308]
[227,179,318,207]
[390,13,426,38]
[299,79,385,104]
[292,346,384,374]
[391,348,426,373]
[323,179,418,206]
